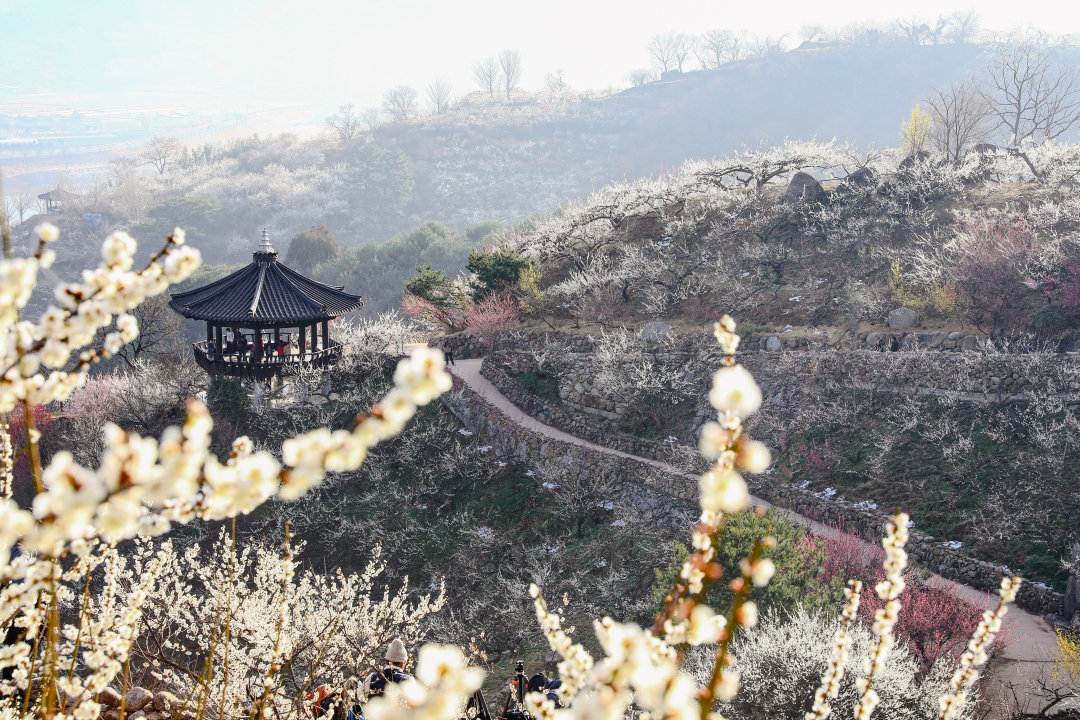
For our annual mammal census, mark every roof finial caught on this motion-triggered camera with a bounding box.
[258,227,274,254]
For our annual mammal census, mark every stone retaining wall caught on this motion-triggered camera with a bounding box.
[440,381,697,528]
[751,479,1064,615]
[479,352,707,466]
[469,336,1080,416]
[444,372,1064,616]
[432,330,597,359]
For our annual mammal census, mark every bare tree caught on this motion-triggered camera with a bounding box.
[107,157,149,223]
[941,10,980,43]
[7,185,37,225]
[113,294,185,368]
[139,135,183,175]
[425,78,454,116]
[534,456,616,539]
[647,32,693,74]
[472,56,500,98]
[625,68,656,87]
[925,80,992,163]
[498,49,522,100]
[382,86,419,122]
[326,103,364,142]
[983,37,1080,150]
[745,34,787,60]
[544,70,567,99]
[361,106,382,131]
[695,29,742,69]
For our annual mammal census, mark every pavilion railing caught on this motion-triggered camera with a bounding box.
[192,338,342,379]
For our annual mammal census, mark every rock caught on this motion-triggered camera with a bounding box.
[784,172,823,204]
[947,331,962,340]
[103,712,120,720]
[898,151,930,170]
[145,713,168,720]
[1065,576,1079,620]
[865,332,883,348]
[152,692,180,714]
[640,321,670,343]
[765,336,782,352]
[845,166,876,187]
[888,307,918,331]
[124,688,154,713]
[960,335,978,351]
[99,688,123,708]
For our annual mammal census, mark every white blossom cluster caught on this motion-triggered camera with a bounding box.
[806,579,863,720]
[937,576,1020,720]
[854,513,910,720]
[0,541,165,718]
[0,227,453,720]
[383,318,1020,720]
[1,223,200,414]
[509,317,775,720]
[0,222,1026,720]
[132,532,444,717]
[0,421,11,498]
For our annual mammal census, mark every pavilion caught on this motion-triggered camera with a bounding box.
[169,229,363,380]
[37,187,79,214]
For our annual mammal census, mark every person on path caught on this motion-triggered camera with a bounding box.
[445,346,455,366]
[364,639,412,699]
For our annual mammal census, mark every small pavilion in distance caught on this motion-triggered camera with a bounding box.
[169,229,363,381]
[37,187,79,214]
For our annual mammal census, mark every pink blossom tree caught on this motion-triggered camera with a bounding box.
[463,291,519,340]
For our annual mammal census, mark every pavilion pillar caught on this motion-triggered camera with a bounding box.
[321,320,329,350]
[206,322,212,345]
[299,325,306,358]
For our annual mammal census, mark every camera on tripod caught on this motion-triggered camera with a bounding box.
[501,661,530,720]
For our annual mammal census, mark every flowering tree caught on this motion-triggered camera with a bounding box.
[462,292,519,339]
[132,531,444,718]
[0,216,1026,720]
[0,221,453,720]
[357,318,1019,720]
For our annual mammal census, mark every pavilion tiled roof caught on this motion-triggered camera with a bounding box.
[168,232,362,324]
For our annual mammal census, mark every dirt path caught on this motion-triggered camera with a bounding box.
[442,356,1068,715]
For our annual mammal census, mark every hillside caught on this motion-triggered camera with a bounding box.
[419,141,1080,593]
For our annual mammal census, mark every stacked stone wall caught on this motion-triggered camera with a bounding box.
[440,381,697,528]
[753,480,1064,615]
[441,373,1064,615]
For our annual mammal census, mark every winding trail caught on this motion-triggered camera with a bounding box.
[440,356,1068,715]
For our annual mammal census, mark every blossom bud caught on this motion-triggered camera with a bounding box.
[709,365,762,419]
[34,222,60,243]
[736,439,771,474]
[698,422,731,459]
[699,467,749,514]
[736,601,758,628]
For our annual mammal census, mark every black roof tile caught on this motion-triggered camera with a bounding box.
[169,249,363,324]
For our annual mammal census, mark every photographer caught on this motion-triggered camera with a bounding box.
[526,673,562,709]
[364,639,412,699]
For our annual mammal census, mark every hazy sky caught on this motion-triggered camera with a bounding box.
[2,0,1078,113]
